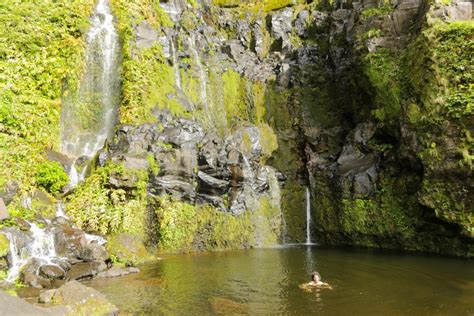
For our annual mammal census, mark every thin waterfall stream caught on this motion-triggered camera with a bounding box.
[60,0,121,186]
[305,187,312,245]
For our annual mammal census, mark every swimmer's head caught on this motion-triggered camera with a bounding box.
[311,271,321,283]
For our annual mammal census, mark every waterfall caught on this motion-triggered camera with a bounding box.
[170,40,182,90]
[160,0,183,23]
[305,187,312,245]
[5,223,59,282]
[188,34,208,107]
[60,0,121,185]
[56,201,69,219]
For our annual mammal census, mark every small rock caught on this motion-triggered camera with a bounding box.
[14,218,31,231]
[23,271,51,289]
[39,265,65,280]
[38,289,56,304]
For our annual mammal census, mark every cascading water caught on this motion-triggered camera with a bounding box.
[60,0,121,186]
[170,40,182,90]
[188,34,208,107]
[5,223,58,282]
[305,187,312,245]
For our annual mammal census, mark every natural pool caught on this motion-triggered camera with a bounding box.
[84,246,474,315]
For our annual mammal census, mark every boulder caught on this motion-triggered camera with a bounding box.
[295,10,310,37]
[66,261,106,281]
[0,290,55,315]
[197,171,229,195]
[77,242,108,263]
[136,21,159,50]
[0,181,18,205]
[23,271,51,289]
[106,233,149,265]
[96,266,140,278]
[39,281,119,315]
[271,8,294,49]
[39,265,65,280]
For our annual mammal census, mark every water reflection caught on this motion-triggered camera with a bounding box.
[84,247,474,315]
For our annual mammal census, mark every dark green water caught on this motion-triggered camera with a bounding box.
[84,246,474,315]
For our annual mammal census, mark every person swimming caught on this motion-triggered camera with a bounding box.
[299,271,332,291]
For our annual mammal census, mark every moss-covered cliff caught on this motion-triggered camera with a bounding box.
[0,0,472,257]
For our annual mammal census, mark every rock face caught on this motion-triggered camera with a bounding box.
[2,0,470,261]
[105,0,470,256]
[106,111,283,250]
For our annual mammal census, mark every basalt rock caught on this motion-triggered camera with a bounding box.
[108,111,281,216]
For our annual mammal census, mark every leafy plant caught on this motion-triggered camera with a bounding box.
[35,161,68,194]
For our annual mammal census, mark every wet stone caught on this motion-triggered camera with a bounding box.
[39,265,65,280]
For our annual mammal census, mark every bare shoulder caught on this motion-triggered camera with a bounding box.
[319,282,333,290]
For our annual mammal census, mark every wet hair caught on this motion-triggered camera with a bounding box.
[311,271,321,282]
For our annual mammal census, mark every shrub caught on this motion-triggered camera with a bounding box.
[35,161,68,193]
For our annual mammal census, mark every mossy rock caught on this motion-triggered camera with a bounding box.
[0,233,9,257]
[107,233,151,266]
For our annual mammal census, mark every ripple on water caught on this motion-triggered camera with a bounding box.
[84,247,474,315]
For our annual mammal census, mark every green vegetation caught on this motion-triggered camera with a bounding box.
[362,48,402,123]
[111,0,180,124]
[360,4,393,20]
[341,176,418,242]
[153,195,281,253]
[35,161,68,194]
[0,0,94,190]
[153,196,252,252]
[111,0,179,124]
[213,0,296,12]
[0,233,9,257]
[65,163,148,235]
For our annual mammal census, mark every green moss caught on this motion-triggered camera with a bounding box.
[213,0,296,12]
[362,48,402,123]
[252,81,266,122]
[420,180,472,237]
[35,161,68,194]
[66,162,148,235]
[0,233,9,257]
[153,196,252,252]
[146,154,160,176]
[111,1,183,124]
[152,195,281,253]
[222,69,248,125]
[106,233,151,265]
[0,270,7,281]
[120,44,184,124]
[154,196,199,251]
[360,4,393,20]
[340,175,419,246]
[258,123,278,158]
